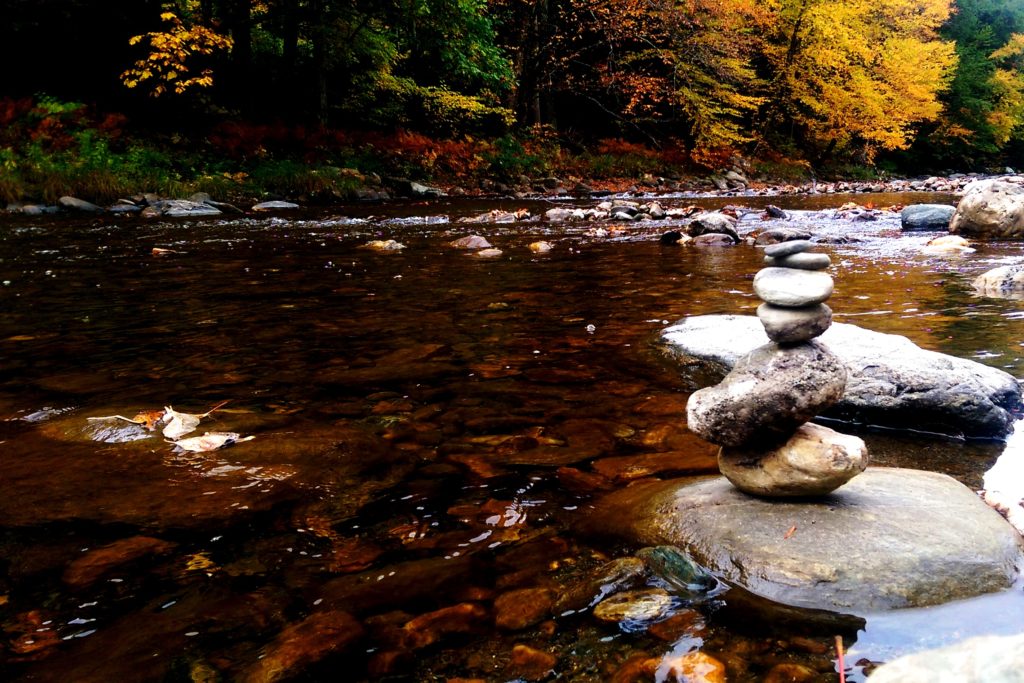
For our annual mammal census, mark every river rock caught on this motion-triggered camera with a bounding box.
[718,422,868,497]
[661,315,1022,438]
[59,196,103,212]
[686,213,739,242]
[586,468,1024,612]
[252,200,300,211]
[686,340,847,447]
[901,204,955,231]
[753,268,834,307]
[151,199,222,217]
[239,610,364,683]
[450,235,492,249]
[592,588,673,623]
[922,234,974,254]
[868,632,1024,683]
[692,233,737,247]
[974,264,1024,296]
[763,252,831,270]
[763,239,811,258]
[756,303,832,343]
[754,228,813,246]
[950,180,1024,238]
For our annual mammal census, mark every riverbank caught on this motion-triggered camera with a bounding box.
[4,171,1004,219]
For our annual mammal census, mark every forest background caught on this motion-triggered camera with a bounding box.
[3,0,1024,204]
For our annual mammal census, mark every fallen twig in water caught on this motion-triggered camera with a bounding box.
[835,635,846,683]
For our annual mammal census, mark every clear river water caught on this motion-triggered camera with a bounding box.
[2,192,1024,682]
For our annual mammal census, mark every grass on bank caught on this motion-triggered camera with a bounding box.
[1,96,886,207]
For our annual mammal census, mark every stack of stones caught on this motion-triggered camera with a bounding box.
[686,240,869,497]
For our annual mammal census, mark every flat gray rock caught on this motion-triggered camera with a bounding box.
[763,252,831,270]
[252,200,300,211]
[757,302,832,343]
[868,632,1024,683]
[151,200,222,218]
[753,267,834,306]
[661,315,1022,438]
[686,212,739,242]
[763,239,811,257]
[753,228,812,246]
[59,196,102,212]
[901,203,955,231]
[587,468,1024,612]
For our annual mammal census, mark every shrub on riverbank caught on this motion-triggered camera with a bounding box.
[0,96,903,207]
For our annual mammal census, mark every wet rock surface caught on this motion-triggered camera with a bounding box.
[663,315,1022,438]
[756,303,832,343]
[686,340,847,447]
[588,468,1024,612]
[718,422,868,497]
[753,267,834,307]
[950,179,1024,238]
[901,203,955,231]
[868,632,1024,683]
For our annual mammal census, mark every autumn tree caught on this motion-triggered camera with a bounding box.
[121,4,233,97]
[550,0,770,159]
[762,0,957,161]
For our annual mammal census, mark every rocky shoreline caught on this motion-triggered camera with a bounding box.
[5,171,1022,218]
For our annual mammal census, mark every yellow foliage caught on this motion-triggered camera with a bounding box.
[988,34,1024,144]
[120,11,232,97]
[766,0,957,156]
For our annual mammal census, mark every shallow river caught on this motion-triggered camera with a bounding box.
[2,192,1024,682]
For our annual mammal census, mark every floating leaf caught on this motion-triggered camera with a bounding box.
[162,406,201,439]
[172,431,254,452]
[161,400,230,440]
[132,409,166,431]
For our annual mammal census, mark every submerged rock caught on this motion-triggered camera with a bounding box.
[974,264,1024,296]
[586,468,1024,612]
[922,234,974,254]
[239,610,364,682]
[635,545,716,596]
[662,315,1021,438]
[592,588,673,624]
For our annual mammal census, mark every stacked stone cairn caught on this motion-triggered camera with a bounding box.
[686,240,869,497]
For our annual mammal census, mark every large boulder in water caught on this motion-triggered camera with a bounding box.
[949,180,1024,238]
[585,468,1024,612]
[660,315,1021,439]
[900,204,955,231]
[868,632,1024,683]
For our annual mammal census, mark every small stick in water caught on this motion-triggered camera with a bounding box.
[835,635,846,683]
